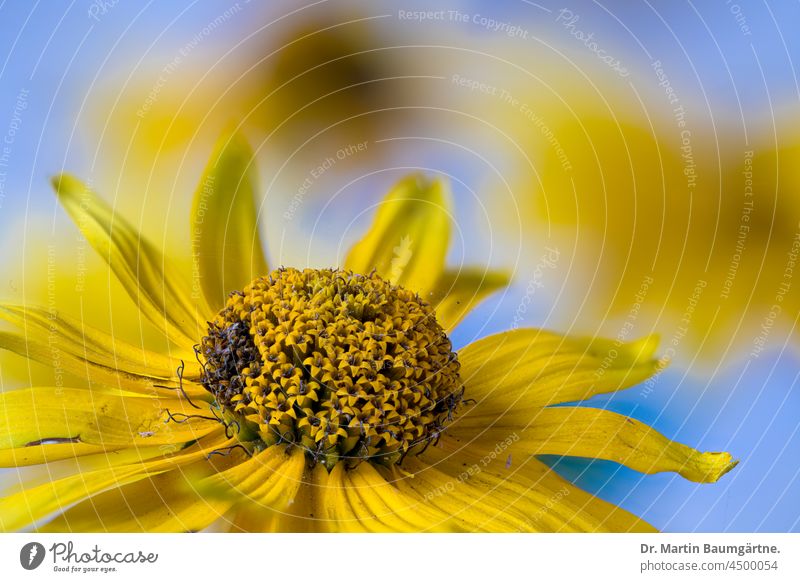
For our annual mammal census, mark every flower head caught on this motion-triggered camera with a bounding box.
[200,267,463,467]
[0,133,736,532]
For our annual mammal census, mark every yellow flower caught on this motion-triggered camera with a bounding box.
[0,134,735,532]
[86,10,420,244]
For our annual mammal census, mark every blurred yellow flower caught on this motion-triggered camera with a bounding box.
[502,74,800,363]
[84,10,429,248]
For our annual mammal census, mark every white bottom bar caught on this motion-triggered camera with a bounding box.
[1,533,798,581]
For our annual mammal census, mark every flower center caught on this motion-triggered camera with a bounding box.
[199,267,464,469]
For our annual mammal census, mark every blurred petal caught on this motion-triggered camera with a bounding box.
[0,464,160,532]
[51,175,202,345]
[345,175,451,296]
[40,461,231,532]
[0,305,205,396]
[0,303,183,377]
[191,133,269,311]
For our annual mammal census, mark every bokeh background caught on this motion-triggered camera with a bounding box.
[1,0,799,531]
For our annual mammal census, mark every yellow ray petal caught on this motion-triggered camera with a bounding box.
[4,429,229,494]
[0,304,184,376]
[402,437,655,532]
[0,331,204,397]
[0,387,219,452]
[0,304,207,396]
[453,407,737,484]
[191,132,269,311]
[0,331,138,391]
[345,174,451,296]
[227,467,317,532]
[457,330,660,413]
[200,445,305,511]
[389,456,532,532]
[0,435,234,532]
[40,460,231,532]
[309,463,331,532]
[226,460,327,533]
[318,461,450,532]
[0,464,163,532]
[0,442,117,467]
[51,174,203,345]
[429,268,511,332]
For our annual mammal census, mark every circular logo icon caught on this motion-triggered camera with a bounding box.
[20,542,46,570]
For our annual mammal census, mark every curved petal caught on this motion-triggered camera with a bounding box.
[5,430,229,495]
[200,445,305,508]
[0,387,219,452]
[401,437,655,532]
[0,304,183,375]
[193,446,309,533]
[345,174,451,296]
[40,461,231,532]
[429,268,511,332]
[0,433,234,531]
[0,442,118,468]
[51,174,202,345]
[0,304,206,397]
[317,461,451,532]
[457,330,660,414]
[226,467,317,532]
[0,464,164,532]
[191,132,269,311]
[0,332,203,398]
[227,463,334,533]
[451,407,736,484]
